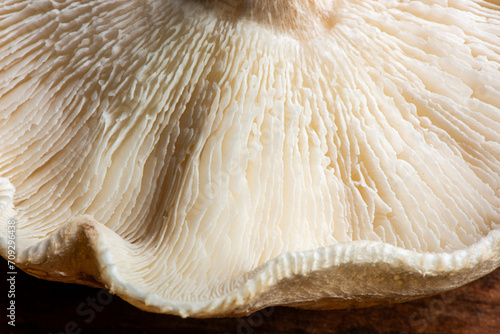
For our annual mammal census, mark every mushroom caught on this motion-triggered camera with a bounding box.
[1,0,500,318]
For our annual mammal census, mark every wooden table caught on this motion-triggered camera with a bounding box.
[1,256,499,334]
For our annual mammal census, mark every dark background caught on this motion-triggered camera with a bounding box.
[1,256,499,334]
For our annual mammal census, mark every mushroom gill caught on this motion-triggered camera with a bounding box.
[1,0,500,317]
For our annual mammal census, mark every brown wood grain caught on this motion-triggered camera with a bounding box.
[1,256,499,334]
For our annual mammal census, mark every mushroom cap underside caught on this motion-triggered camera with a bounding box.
[1,0,500,317]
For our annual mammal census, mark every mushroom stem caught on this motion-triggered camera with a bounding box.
[207,0,340,37]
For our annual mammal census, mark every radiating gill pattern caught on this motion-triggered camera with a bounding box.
[0,0,499,302]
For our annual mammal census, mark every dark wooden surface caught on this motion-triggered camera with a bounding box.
[1,256,499,334]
